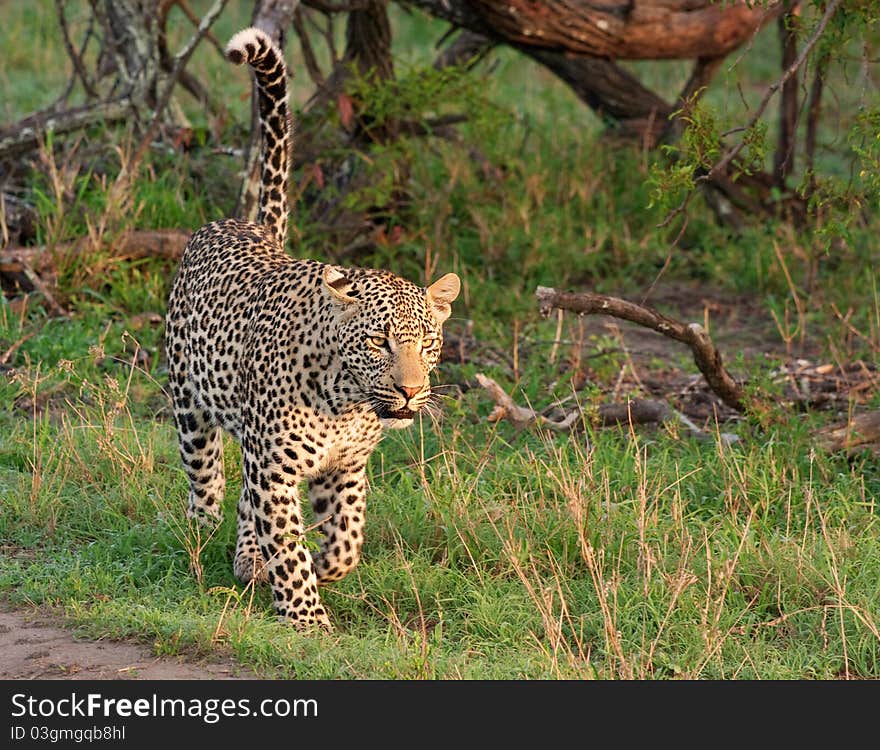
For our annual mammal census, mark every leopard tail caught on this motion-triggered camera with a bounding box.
[226,27,291,247]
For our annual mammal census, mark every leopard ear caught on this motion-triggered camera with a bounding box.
[425,272,460,325]
[323,266,360,303]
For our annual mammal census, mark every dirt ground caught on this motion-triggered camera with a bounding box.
[0,604,255,680]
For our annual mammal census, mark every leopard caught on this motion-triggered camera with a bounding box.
[164,27,460,631]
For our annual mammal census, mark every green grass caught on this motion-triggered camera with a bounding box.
[3,289,878,678]
[1,2,879,679]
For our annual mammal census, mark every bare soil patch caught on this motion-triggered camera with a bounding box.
[0,604,256,680]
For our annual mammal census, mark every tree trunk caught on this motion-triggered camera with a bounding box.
[402,0,783,60]
[408,0,782,147]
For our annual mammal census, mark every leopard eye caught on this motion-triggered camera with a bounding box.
[367,335,389,350]
[422,336,439,350]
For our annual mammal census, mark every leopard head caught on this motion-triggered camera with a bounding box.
[323,266,460,428]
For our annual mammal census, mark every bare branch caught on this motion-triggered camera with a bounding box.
[293,7,327,86]
[168,0,227,57]
[55,0,99,99]
[535,286,746,412]
[704,0,840,183]
[129,0,228,173]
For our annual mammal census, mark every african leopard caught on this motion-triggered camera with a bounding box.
[164,27,460,630]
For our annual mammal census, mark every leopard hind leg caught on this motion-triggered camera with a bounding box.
[171,385,226,524]
[234,486,268,583]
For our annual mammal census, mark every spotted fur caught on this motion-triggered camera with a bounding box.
[165,28,460,630]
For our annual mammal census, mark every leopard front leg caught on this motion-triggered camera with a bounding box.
[308,467,367,583]
[243,450,331,630]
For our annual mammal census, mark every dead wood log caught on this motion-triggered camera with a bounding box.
[535,286,746,413]
[0,100,133,162]
[816,411,880,454]
[1,229,191,277]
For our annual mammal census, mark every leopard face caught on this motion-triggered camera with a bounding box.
[323,267,460,428]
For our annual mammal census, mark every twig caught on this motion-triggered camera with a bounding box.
[168,0,226,56]
[55,0,99,99]
[293,7,327,87]
[157,0,222,112]
[535,286,746,412]
[19,263,69,318]
[703,0,841,183]
[0,332,36,366]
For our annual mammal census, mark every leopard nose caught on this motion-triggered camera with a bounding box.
[396,384,422,401]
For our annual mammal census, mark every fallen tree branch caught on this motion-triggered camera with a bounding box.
[475,372,581,431]
[474,373,740,443]
[535,286,746,412]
